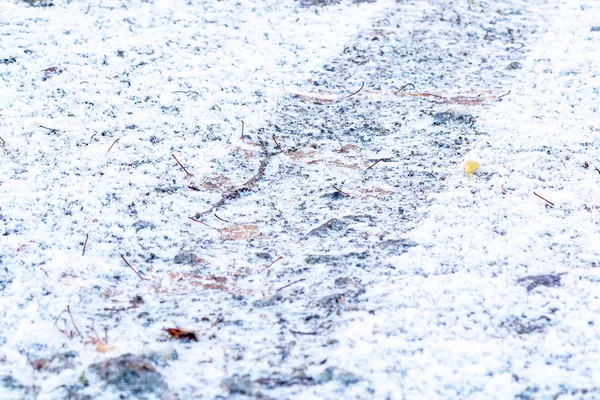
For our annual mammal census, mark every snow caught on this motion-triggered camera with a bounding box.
[1,0,599,399]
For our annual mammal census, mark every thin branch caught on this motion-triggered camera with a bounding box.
[107,138,120,153]
[496,90,511,100]
[332,185,350,197]
[276,278,306,293]
[264,256,283,270]
[39,125,59,133]
[120,254,146,281]
[213,213,230,223]
[533,191,554,206]
[346,82,365,98]
[66,305,83,338]
[366,159,384,170]
[193,141,272,218]
[172,153,193,177]
[82,234,89,256]
[188,216,218,230]
[397,83,415,91]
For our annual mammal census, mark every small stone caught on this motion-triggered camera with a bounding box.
[305,255,341,265]
[88,354,168,397]
[173,251,204,265]
[308,218,347,237]
[221,374,254,395]
[132,221,156,232]
[507,61,522,70]
[591,26,600,32]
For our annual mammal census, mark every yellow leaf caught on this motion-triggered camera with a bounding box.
[464,160,479,180]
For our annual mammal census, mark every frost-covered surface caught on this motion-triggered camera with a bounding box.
[1,0,599,399]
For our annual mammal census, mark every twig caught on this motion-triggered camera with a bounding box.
[397,83,415,91]
[104,327,108,343]
[211,103,221,111]
[107,138,120,153]
[346,82,365,98]
[332,185,350,196]
[193,140,272,217]
[264,256,283,270]
[39,125,59,133]
[289,329,317,336]
[84,3,91,14]
[276,278,306,293]
[211,314,223,327]
[40,267,50,278]
[366,159,384,170]
[213,213,230,223]
[188,216,217,230]
[595,168,600,175]
[172,153,193,177]
[67,305,83,338]
[272,135,286,153]
[496,90,511,100]
[0,135,5,146]
[534,191,554,206]
[172,90,199,95]
[82,234,89,256]
[120,254,146,281]
[241,120,245,138]
[54,310,67,326]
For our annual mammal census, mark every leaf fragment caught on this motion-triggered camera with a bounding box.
[464,160,479,180]
[164,327,198,342]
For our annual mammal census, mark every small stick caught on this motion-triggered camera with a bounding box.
[66,305,83,338]
[332,185,350,196]
[172,90,199,95]
[595,168,600,175]
[188,216,217,230]
[82,234,89,256]
[171,153,193,177]
[0,135,5,145]
[501,184,509,194]
[104,327,108,343]
[397,83,415,91]
[54,310,67,326]
[107,138,120,153]
[211,313,223,327]
[241,120,245,138]
[40,267,50,278]
[272,135,285,153]
[276,278,306,293]
[366,159,384,170]
[533,191,554,206]
[39,125,59,133]
[496,90,511,100]
[213,213,230,223]
[264,256,283,270]
[211,103,221,111]
[289,329,317,336]
[346,81,365,98]
[120,254,146,281]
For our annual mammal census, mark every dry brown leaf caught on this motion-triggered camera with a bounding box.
[164,327,198,342]
[296,93,337,105]
[220,224,262,241]
[200,174,234,193]
[359,187,394,199]
[96,341,117,353]
[397,90,497,105]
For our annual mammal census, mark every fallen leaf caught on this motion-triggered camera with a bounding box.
[96,341,117,353]
[165,327,198,342]
[464,160,479,180]
[220,224,262,241]
[296,93,338,105]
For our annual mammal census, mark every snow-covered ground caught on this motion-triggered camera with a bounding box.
[1,0,599,399]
